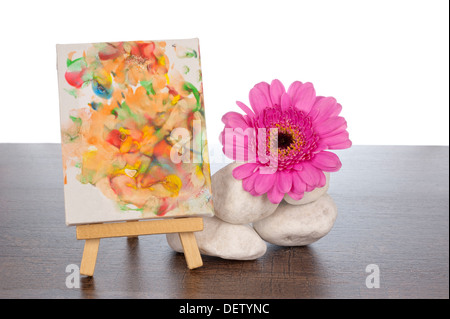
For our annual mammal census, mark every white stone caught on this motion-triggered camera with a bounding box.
[211,162,279,224]
[283,172,330,205]
[253,193,337,246]
[166,216,267,260]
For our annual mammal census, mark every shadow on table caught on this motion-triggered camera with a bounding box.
[164,244,331,298]
[80,276,97,298]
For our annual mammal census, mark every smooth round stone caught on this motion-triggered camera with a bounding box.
[283,172,330,205]
[253,193,337,246]
[166,216,267,260]
[211,162,279,224]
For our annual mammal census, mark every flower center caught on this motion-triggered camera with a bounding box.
[256,106,319,170]
[277,132,293,149]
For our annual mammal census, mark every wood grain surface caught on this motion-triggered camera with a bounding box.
[0,144,448,298]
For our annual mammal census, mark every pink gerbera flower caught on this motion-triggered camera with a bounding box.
[219,79,352,204]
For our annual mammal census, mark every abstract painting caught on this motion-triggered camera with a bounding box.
[56,38,214,225]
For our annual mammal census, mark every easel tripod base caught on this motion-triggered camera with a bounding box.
[76,217,204,276]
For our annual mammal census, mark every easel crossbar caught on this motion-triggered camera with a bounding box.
[76,217,203,240]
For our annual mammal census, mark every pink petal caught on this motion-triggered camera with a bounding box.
[267,183,284,204]
[243,115,254,127]
[277,170,293,193]
[242,171,259,192]
[332,103,344,118]
[293,82,316,114]
[286,191,304,201]
[314,140,329,153]
[318,170,327,188]
[291,171,307,194]
[314,116,347,137]
[270,79,286,106]
[254,171,277,194]
[301,162,323,187]
[221,146,256,163]
[287,81,303,100]
[254,82,273,108]
[232,163,259,180]
[220,127,255,162]
[297,163,318,187]
[258,165,277,175]
[311,151,342,172]
[221,112,249,129]
[280,93,291,112]
[320,131,351,149]
[249,87,270,115]
[236,144,256,162]
[328,139,352,150]
[236,101,255,118]
[309,97,339,123]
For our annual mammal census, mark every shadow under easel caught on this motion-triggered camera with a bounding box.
[80,276,97,298]
[124,236,145,294]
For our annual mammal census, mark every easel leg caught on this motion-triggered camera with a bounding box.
[179,232,203,269]
[76,218,204,275]
[80,238,100,277]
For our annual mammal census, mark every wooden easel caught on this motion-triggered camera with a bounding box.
[76,217,203,276]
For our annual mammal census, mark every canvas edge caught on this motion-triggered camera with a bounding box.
[56,38,214,227]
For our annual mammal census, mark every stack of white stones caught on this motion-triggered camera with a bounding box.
[166,162,338,260]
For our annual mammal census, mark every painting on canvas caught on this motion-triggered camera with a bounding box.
[56,38,214,225]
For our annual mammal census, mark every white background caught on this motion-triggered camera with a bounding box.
[0,0,448,145]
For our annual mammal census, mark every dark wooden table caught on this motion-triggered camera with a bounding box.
[0,144,448,299]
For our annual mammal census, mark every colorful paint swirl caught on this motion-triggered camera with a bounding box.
[59,39,213,220]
